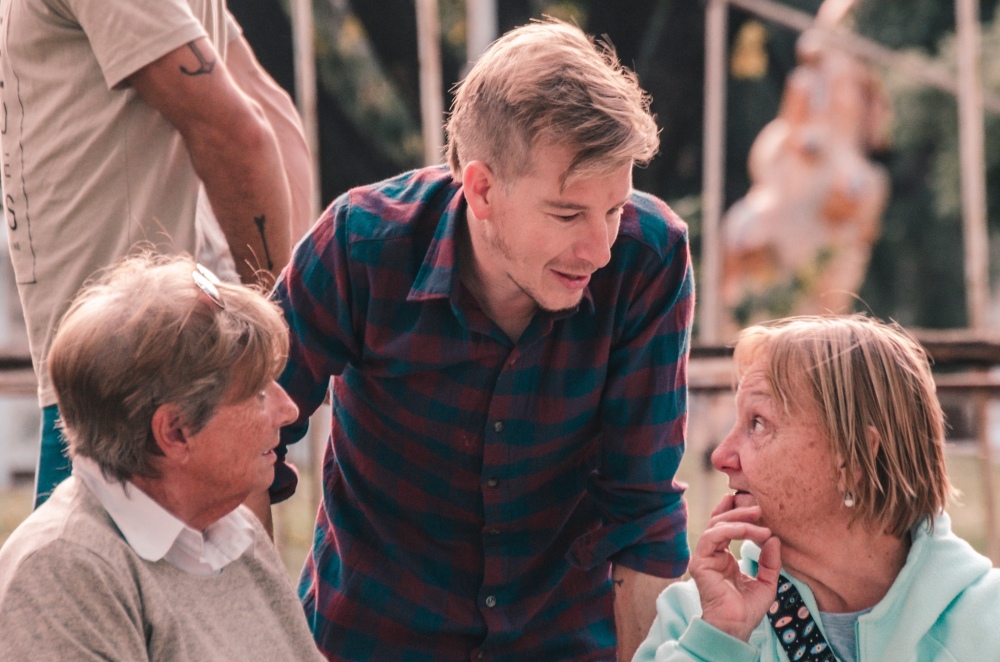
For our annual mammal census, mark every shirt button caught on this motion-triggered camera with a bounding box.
[477,653,484,661]
[485,595,497,608]
[493,421,504,433]
[486,477,499,488]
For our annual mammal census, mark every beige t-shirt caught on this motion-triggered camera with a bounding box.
[0,0,239,405]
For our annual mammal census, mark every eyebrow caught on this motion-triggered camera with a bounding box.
[541,197,631,212]
[542,200,587,211]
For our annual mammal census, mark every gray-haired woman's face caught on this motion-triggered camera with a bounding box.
[179,378,298,512]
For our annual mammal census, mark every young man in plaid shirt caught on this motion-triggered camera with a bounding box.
[268,18,694,662]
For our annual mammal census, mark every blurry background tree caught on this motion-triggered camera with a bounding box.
[229,0,1000,331]
[858,0,1000,328]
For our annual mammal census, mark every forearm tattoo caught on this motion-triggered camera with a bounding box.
[179,42,216,76]
[254,215,275,270]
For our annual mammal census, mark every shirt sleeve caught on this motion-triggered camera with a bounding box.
[270,194,364,501]
[568,197,695,578]
[56,0,207,88]
[633,580,761,662]
[225,8,243,43]
[0,541,150,661]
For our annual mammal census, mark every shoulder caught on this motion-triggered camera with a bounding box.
[592,190,693,312]
[0,479,139,588]
[918,566,1000,660]
[323,166,461,243]
[617,190,690,262]
[903,517,1000,654]
[0,483,151,659]
[933,564,1000,628]
[0,486,144,624]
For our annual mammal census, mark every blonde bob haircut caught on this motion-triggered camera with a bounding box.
[48,253,289,484]
[733,315,952,538]
[446,17,659,188]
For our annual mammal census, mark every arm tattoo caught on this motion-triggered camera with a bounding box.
[254,215,275,270]
[179,42,216,76]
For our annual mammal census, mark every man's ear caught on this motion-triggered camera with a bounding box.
[150,403,192,463]
[462,160,496,221]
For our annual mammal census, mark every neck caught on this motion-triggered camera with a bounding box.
[132,475,240,532]
[458,208,536,341]
[779,519,911,613]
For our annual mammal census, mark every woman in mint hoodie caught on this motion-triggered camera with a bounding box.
[635,315,1000,662]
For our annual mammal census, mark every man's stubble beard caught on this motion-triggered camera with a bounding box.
[487,219,580,315]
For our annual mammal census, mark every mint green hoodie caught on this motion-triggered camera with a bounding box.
[634,513,1000,661]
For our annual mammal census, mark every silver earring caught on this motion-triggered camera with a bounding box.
[844,491,855,508]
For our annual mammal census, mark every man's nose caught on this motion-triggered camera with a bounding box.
[574,216,613,269]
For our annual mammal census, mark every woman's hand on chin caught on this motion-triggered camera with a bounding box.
[688,493,782,642]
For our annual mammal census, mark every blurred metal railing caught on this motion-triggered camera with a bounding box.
[3,328,1000,561]
[0,352,34,398]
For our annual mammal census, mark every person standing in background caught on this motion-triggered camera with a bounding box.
[0,0,313,510]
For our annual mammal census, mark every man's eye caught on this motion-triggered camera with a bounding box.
[750,417,764,433]
[554,213,580,222]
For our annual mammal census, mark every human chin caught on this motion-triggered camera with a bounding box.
[526,279,585,313]
[251,454,277,490]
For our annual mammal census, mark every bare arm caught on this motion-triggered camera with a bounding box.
[613,564,676,662]
[128,38,292,287]
[225,35,315,241]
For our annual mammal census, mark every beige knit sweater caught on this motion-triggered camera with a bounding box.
[0,477,324,661]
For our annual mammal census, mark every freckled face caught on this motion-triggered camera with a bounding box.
[711,363,842,538]
[477,143,633,313]
[185,380,299,509]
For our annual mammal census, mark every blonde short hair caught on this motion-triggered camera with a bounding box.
[49,253,289,483]
[733,315,952,538]
[446,18,659,187]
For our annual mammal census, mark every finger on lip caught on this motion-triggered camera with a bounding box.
[696,521,773,551]
[709,493,738,517]
[708,504,763,527]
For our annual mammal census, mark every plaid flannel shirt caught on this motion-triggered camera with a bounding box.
[273,166,694,661]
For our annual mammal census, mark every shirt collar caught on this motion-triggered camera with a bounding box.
[73,456,254,575]
[408,177,465,303]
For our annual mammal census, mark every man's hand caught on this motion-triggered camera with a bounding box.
[688,494,781,642]
[612,565,675,662]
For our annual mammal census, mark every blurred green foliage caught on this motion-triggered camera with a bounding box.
[857,1,1000,328]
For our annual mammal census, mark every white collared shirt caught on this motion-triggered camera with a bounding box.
[73,456,255,576]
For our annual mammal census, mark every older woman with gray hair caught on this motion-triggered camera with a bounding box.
[635,315,1000,661]
[0,254,323,660]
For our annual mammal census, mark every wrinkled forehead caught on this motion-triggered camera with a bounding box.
[735,368,776,408]
[735,356,814,418]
